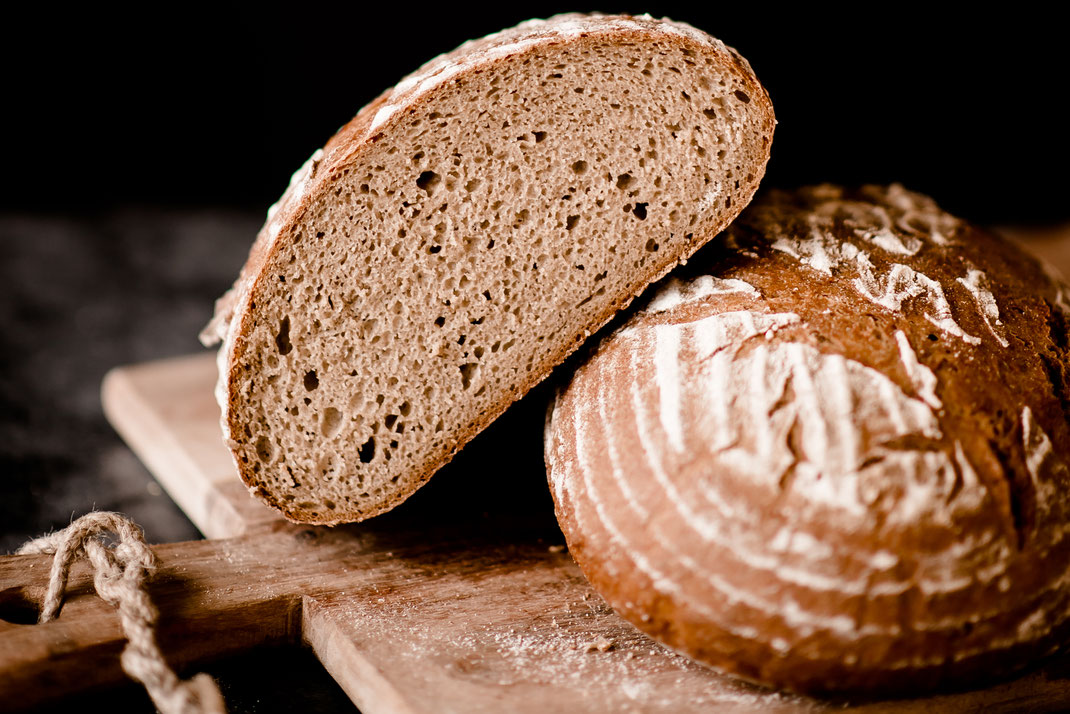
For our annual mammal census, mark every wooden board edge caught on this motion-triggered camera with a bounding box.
[302,596,422,714]
[101,359,248,540]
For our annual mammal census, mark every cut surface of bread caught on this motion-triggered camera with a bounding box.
[201,14,775,524]
[545,185,1070,695]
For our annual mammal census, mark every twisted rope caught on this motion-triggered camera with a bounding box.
[18,512,225,714]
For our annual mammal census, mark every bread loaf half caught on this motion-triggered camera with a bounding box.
[545,184,1070,695]
[201,14,775,524]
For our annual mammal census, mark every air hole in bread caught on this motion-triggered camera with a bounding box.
[358,436,375,463]
[460,363,479,390]
[275,317,292,355]
[416,170,440,193]
[303,370,318,391]
[255,436,274,463]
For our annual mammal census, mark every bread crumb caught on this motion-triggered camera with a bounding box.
[548,544,567,553]
[585,637,615,653]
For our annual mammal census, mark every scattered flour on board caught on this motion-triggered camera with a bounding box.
[341,588,812,711]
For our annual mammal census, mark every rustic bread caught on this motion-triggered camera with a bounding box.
[200,14,775,524]
[545,184,1070,695]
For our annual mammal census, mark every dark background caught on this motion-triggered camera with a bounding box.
[2,4,1068,712]
[4,4,1069,223]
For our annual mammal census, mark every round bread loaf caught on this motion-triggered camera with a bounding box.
[544,184,1070,695]
[201,13,774,525]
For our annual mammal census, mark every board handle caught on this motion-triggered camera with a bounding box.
[0,534,300,710]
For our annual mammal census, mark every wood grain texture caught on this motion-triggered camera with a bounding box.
[99,354,280,539]
[2,230,1070,712]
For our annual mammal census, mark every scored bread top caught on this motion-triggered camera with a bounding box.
[545,184,1070,695]
[202,13,775,524]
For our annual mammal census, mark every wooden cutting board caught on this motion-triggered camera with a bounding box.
[3,230,1070,713]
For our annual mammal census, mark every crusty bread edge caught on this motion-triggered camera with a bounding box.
[209,14,776,524]
[542,189,1070,695]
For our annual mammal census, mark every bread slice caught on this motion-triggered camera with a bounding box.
[545,184,1070,694]
[201,13,775,525]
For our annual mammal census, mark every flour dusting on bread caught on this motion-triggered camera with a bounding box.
[546,185,1070,695]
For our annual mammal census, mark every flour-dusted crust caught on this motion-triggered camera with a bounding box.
[202,14,775,524]
[546,185,1070,695]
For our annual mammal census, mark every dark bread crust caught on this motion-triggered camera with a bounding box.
[204,14,775,524]
[546,185,1070,695]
